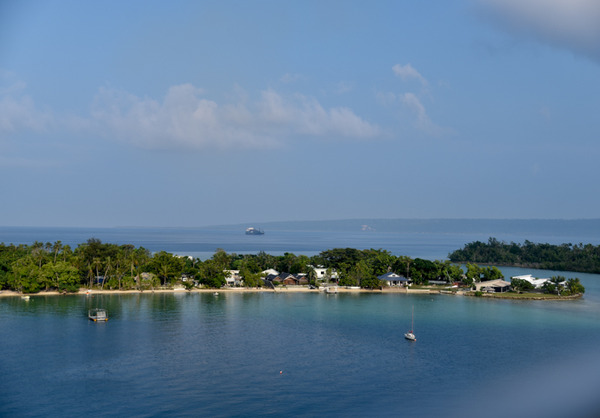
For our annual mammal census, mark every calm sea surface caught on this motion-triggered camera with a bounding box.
[1,227,600,417]
[2,224,598,260]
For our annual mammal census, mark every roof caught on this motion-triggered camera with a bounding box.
[378,272,407,280]
[511,274,551,288]
[474,279,511,290]
[379,272,400,278]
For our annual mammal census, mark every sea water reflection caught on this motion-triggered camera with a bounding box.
[1,273,600,417]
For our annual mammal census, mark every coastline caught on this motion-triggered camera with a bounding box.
[0,286,415,298]
[0,287,582,300]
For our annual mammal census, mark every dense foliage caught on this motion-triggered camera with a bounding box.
[0,240,471,293]
[449,237,600,274]
[0,239,585,295]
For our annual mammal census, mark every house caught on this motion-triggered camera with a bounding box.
[377,272,409,286]
[310,265,339,281]
[264,272,308,286]
[225,270,243,287]
[262,269,279,277]
[292,273,309,285]
[511,274,551,289]
[264,273,282,284]
[474,279,512,293]
[280,273,298,285]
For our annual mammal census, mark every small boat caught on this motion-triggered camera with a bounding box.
[325,286,338,294]
[88,308,108,322]
[405,306,416,341]
[21,295,30,301]
[245,227,264,235]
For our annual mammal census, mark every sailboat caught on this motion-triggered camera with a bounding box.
[404,306,416,341]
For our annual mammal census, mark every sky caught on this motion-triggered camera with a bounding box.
[1,0,600,227]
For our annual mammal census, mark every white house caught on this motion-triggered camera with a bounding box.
[377,272,409,286]
[310,265,338,280]
[225,270,243,287]
[511,274,551,289]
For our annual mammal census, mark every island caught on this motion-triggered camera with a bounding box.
[0,238,585,299]
[449,237,600,274]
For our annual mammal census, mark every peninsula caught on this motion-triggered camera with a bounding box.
[0,238,585,298]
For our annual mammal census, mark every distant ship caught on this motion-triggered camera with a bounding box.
[245,227,264,235]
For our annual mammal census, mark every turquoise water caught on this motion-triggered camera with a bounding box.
[2,282,600,417]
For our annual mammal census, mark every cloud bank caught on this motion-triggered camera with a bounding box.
[0,86,53,134]
[91,84,381,150]
[478,0,600,60]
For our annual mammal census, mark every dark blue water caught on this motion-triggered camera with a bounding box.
[2,279,600,417]
[2,226,600,417]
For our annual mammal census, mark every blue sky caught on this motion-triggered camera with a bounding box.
[1,0,600,227]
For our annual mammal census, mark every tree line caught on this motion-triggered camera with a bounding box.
[448,237,600,274]
[0,239,484,293]
[0,238,584,294]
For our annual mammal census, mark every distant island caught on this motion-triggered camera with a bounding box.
[0,238,585,298]
[449,237,600,274]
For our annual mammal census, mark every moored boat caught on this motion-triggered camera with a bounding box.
[405,306,416,341]
[88,308,108,322]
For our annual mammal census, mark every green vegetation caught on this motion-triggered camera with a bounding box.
[0,242,469,293]
[542,276,586,296]
[449,237,600,274]
[0,240,585,297]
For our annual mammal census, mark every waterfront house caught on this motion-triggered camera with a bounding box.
[310,265,339,282]
[474,279,512,293]
[225,270,243,287]
[378,272,409,286]
[264,272,308,286]
[511,274,551,289]
[280,273,298,285]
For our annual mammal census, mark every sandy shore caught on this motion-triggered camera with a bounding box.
[2,287,581,300]
[0,286,421,298]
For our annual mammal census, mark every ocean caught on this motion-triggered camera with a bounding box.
[1,224,600,417]
[3,219,599,260]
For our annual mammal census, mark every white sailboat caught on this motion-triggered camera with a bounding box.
[404,306,416,341]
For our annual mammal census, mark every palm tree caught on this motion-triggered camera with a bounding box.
[52,241,62,263]
[550,276,565,296]
[92,257,102,288]
[86,263,95,289]
[102,256,112,290]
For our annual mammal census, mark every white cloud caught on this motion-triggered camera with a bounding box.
[477,0,600,59]
[401,93,428,126]
[0,82,53,135]
[396,92,451,136]
[380,67,451,137]
[0,72,380,151]
[392,63,428,85]
[91,84,380,150]
[401,92,441,134]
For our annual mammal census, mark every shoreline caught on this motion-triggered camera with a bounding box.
[0,286,415,297]
[0,287,582,300]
